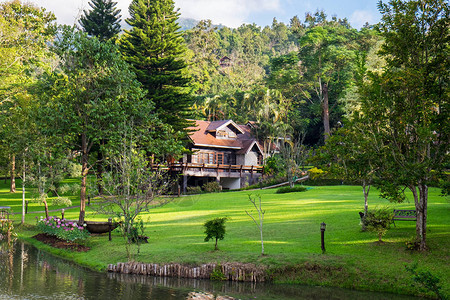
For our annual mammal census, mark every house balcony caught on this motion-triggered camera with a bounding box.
[168,162,263,178]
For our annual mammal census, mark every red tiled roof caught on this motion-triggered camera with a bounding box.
[188,120,261,154]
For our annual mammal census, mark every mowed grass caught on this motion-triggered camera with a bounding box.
[2,180,449,296]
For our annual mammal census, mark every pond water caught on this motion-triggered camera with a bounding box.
[0,240,418,300]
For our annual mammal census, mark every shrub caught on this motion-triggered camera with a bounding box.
[202,181,221,193]
[276,186,307,194]
[361,207,394,242]
[186,186,202,195]
[405,236,421,251]
[36,216,89,242]
[204,217,227,250]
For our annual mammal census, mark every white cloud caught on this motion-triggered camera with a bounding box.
[349,10,375,28]
[174,0,281,27]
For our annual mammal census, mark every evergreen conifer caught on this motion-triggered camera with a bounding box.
[120,0,193,132]
[79,0,121,41]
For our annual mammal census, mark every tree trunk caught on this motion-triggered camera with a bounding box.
[410,183,428,251]
[96,149,103,195]
[322,83,330,141]
[361,181,370,231]
[215,238,218,250]
[22,157,26,225]
[79,133,88,225]
[363,181,370,216]
[43,199,49,219]
[260,224,264,256]
[417,183,428,251]
[10,154,16,193]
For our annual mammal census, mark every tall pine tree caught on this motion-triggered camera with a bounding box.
[79,0,121,41]
[119,0,193,132]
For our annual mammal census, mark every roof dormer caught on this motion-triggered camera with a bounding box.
[206,120,244,139]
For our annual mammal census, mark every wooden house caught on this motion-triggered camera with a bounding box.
[219,56,232,68]
[175,120,263,190]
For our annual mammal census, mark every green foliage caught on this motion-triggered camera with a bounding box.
[0,1,56,192]
[405,262,447,300]
[308,167,326,180]
[210,264,226,281]
[439,180,450,198]
[356,0,449,250]
[79,0,121,41]
[297,14,359,143]
[36,26,155,223]
[186,186,202,195]
[67,162,82,178]
[362,207,394,242]
[204,217,227,250]
[263,155,283,176]
[202,181,221,193]
[36,216,89,242]
[405,236,421,251]
[276,186,307,194]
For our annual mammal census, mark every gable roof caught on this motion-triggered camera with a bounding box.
[206,119,245,134]
[188,120,262,154]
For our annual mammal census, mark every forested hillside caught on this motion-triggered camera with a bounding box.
[183,12,380,146]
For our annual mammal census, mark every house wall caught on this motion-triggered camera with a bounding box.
[236,154,245,165]
[244,151,259,166]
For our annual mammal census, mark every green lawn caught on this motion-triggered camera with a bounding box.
[2,179,449,297]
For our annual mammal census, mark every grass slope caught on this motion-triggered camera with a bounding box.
[2,180,449,297]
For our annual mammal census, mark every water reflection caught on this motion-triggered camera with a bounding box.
[0,241,418,300]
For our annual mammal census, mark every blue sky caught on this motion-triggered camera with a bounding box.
[31,0,381,29]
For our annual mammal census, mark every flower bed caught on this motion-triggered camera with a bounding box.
[36,216,89,242]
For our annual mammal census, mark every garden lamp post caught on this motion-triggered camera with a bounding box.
[320,222,326,253]
[108,218,112,241]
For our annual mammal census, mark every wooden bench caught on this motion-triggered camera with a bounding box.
[393,209,416,227]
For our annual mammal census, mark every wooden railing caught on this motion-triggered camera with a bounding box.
[152,163,263,174]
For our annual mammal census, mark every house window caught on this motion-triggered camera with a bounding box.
[193,151,236,165]
[217,130,227,138]
[217,153,223,165]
